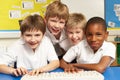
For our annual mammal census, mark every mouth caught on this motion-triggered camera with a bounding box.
[90,43,99,49]
[51,28,60,33]
[71,40,80,45]
[29,42,38,46]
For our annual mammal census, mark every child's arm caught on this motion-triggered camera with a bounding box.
[60,59,82,72]
[29,60,59,75]
[0,64,28,76]
[0,64,15,75]
[73,56,112,73]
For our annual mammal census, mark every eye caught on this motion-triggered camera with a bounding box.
[50,19,57,22]
[25,34,31,37]
[60,21,65,24]
[86,33,92,37]
[67,31,73,34]
[76,31,81,34]
[96,32,102,36]
[35,34,41,36]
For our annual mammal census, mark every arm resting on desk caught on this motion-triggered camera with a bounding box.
[0,64,15,75]
[60,56,112,73]
[0,64,28,76]
[29,60,60,75]
[60,59,82,72]
[73,56,112,73]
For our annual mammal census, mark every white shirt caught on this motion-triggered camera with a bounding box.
[0,36,58,70]
[45,27,71,51]
[63,40,116,66]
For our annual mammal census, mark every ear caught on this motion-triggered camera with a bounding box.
[105,31,109,40]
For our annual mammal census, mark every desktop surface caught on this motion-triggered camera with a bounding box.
[0,67,119,80]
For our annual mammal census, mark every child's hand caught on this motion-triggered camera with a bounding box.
[28,67,45,76]
[12,67,28,76]
[64,64,82,73]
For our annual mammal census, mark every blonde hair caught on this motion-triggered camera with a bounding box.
[45,1,69,22]
[66,13,86,29]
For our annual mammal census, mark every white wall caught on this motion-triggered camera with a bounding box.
[61,0,104,20]
[0,31,20,51]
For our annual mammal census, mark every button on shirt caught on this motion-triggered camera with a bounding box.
[0,36,58,70]
[63,40,116,66]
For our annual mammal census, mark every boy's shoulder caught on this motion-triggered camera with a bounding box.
[103,41,116,48]
[42,35,51,42]
[72,39,87,48]
[7,38,24,50]
[42,35,56,45]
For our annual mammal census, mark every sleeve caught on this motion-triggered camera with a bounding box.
[63,46,78,63]
[0,45,17,66]
[103,42,116,64]
[45,37,59,62]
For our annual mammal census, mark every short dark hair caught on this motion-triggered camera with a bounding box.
[85,17,107,31]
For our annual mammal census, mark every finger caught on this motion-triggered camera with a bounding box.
[16,68,22,75]
[35,70,40,75]
[13,70,19,76]
[20,68,28,75]
[77,68,84,72]
[64,69,68,72]
[28,71,32,75]
[31,70,36,76]
[65,68,71,73]
[71,68,76,73]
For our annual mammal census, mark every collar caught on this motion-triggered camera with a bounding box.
[45,27,67,43]
[84,39,106,51]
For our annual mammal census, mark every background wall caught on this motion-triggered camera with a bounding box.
[0,0,56,51]
[0,0,118,51]
[61,0,104,20]
[61,0,118,41]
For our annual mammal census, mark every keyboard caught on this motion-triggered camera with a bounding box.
[21,71,104,80]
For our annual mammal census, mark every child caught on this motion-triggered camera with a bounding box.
[66,13,86,46]
[60,17,116,73]
[0,14,59,76]
[44,1,71,59]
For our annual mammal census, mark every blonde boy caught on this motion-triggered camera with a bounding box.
[66,13,86,46]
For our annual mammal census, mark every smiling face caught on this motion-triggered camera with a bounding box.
[22,29,43,51]
[46,17,66,38]
[66,27,84,46]
[85,23,108,52]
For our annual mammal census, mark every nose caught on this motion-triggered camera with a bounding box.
[54,22,60,28]
[31,36,35,42]
[72,33,78,39]
[91,35,96,41]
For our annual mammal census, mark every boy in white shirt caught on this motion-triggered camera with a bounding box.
[0,14,59,76]
[66,13,86,46]
[60,17,116,73]
[45,1,71,59]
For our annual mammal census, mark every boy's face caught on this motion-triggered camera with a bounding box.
[85,23,108,52]
[46,17,66,37]
[66,27,84,45]
[22,30,43,51]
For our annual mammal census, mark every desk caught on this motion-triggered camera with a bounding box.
[0,67,120,80]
